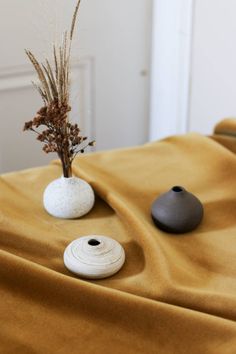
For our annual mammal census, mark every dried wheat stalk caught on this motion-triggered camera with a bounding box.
[23,0,95,178]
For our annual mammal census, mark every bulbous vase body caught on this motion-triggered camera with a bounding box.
[151,186,203,233]
[64,235,125,279]
[43,176,95,219]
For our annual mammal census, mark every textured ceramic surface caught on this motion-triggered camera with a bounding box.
[43,177,95,219]
[151,186,204,233]
[64,235,125,279]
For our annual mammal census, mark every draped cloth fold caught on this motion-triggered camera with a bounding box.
[214,118,236,137]
[1,120,236,353]
[213,118,236,153]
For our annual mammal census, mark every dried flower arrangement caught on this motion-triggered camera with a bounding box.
[23,0,95,178]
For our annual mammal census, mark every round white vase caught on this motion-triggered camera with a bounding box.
[64,235,125,279]
[43,176,95,219]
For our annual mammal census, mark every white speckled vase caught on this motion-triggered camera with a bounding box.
[43,176,95,219]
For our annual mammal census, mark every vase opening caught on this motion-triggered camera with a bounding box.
[172,186,184,193]
[88,239,101,246]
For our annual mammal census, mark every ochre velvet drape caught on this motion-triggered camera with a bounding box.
[1,120,236,353]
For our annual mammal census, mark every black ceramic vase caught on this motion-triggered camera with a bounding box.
[151,186,204,234]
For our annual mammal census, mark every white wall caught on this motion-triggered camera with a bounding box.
[150,0,236,139]
[150,0,193,140]
[189,0,236,134]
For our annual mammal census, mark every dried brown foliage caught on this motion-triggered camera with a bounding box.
[23,0,95,178]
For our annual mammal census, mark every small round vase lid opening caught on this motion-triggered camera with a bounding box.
[88,239,101,246]
[172,186,184,193]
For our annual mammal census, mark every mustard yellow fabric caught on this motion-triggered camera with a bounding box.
[214,118,236,137]
[1,123,236,353]
[213,118,236,153]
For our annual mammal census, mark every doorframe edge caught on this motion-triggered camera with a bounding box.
[149,0,195,141]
